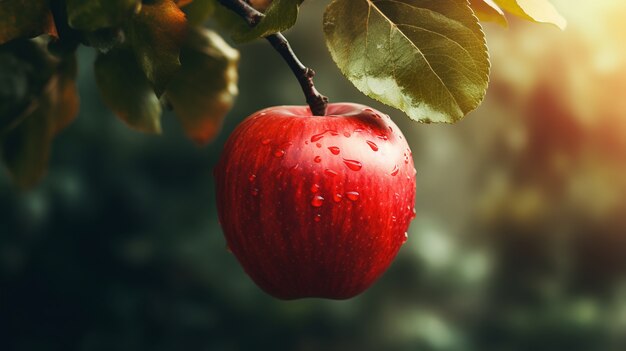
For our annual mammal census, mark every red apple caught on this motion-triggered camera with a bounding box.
[214,103,416,299]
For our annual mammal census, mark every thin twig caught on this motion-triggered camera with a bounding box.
[216,0,329,116]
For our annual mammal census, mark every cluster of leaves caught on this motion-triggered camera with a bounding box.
[0,0,564,188]
[0,0,240,187]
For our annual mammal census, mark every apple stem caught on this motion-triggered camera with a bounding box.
[216,0,329,116]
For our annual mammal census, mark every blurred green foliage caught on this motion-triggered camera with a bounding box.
[2,1,626,351]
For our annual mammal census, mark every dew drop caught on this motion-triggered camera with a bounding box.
[311,133,325,142]
[261,138,271,145]
[310,184,320,193]
[314,214,322,222]
[345,191,360,201]
[251,188,259,196]
[324,169,338,177]
[311,195,324,207]
[333,193,343,202]
[366,140,379,151]
[328,146,340,155]
[316,143,322,148]
[248,174,256,182]
[274,149,285,158]
[343,159,362,171]
[314,156,322,163]
[391,165,399,176]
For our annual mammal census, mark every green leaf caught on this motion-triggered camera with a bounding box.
[0,1,56,44]
[1,42,79,188]
[234,0,300,43]
[65,0,141,31]
[95,49,162,134]
[165,28,239,145]
[323,0,490,123]
[469,0,508,27]
[180,0,216,26]
[126,0,187,95]
[493,0,566,29]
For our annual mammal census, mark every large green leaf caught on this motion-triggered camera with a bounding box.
[126,0,187,95]
[469,0,508,27]
[95,49,162,134]
[65,0,140,31]
[493,0,566,29]
[324,0,490,123]
[234,0,300,43]
[0,1,56,44]
[165,28,239,145]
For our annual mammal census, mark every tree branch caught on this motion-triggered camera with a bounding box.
[216,0,329,116]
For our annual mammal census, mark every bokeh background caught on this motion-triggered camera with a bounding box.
[3,1,626,350]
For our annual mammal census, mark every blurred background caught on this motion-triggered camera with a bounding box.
[3,0,626,350]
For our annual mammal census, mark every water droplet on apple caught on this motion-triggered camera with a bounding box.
[251,188,259,196]
[333,193,343,202]
[311,195,324,207]
[314,156,322,163]
[363,108,375,113]
[316,143,322,148]
[248,174,256,182]
[261,138,271,145]
[402,232,408,244]
[377,134,388,141]
[344,132,351,138]
[345,191,360,201]
[314,214,322,222]
[391,165,399,176]
[388,126,393,132]
[274,149,285,158]
[324,169,338,177]
[411,208,417,219]
[366,140,378,151]
[343,159,362,171]
[391,215,397,222]
[290,164,299,173]
[354,128,364,133]
[328,146,340,155]
[310,184,320,193]
[311,133,325,142]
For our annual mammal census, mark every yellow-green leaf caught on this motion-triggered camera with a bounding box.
[324,0,490,123]
[493,0,566,29]
[234,0,300,43]
[470,0,508,27]
[165,28,239,145]
[126,0,187,95]
[180,0,215,26]
[95,49,162,134]
[65,0,141,31]
[0,1,56,44]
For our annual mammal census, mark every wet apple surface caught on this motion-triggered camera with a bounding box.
[215,103,416,299]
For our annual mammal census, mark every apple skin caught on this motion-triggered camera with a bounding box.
[214,103,416,300]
